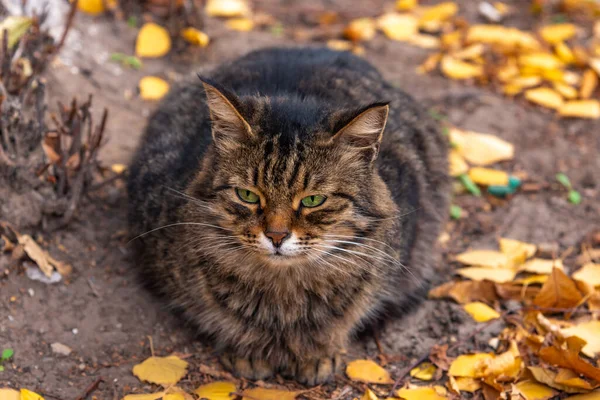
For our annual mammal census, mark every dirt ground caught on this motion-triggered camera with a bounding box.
[1,0,600,398]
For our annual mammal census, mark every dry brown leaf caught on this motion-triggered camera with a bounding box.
[564,390,600,399]
[528,366,588,394]
[533,267,583,309]
[495,282,541,301]
[344,18,376,42]
[555,368,597,391]
[428,280,498,304]
[538,337,600,382]
[18,234,71,277]
[580,69,598,99]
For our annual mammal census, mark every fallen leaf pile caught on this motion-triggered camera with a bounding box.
[334,0,600,119]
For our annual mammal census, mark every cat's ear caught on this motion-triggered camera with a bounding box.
[331,103,389,160]
[200,78,253,151]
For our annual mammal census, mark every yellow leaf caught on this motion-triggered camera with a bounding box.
[448,353,494,377]
[0,389,20,400]
[591,58,600,77]
[452,377,481,393]
[77,0,105,14]
[410,362,437,381]
[497,58,520,82]
[573,263,600,287]
[561,321,600,358]
[528,366,591,394]
[419,2,458,24]
[468,168,509,186]
[205,0,249,17]
[376,13,418,41]
[477,340,521,379]
[553,82,578,99]
[194,382,237,400]
[139,77,170,101]
[456,267,516,283]
[563,71,581,86]
[467,25,540,51]
[454,250,510,269]
[417,52,442,74]
[326,40,354,52]
[580,69,598,99]
[559,100,600,119]
[132,355,188,385]
[111,163,127,174]
[555,368,597,391]
[566,390,600,399]
[539,23,576,44]
[452,44,485,60]
[441,30,462,51]
[361,388,379,400]
[346,359,393,384]
[136,23,171,58]
[519,53,564,70]
[408,34,440,49]
[396,0,417,11]
[514,275,548,285]
[122,393,165,400]
[344,18,376,42]
[524,88,563,110]
[463,302,500,322]
[396,386,447,400]
[503,76,543,95]
[449,128,514,166]
[225,18,254,32]
[19,390,44,400]
[181,28,210,47]
[514,381,556,400]
[520,258,564,274]
[241,388,302,400]
[440,56,483,80]
[499,238,537,264]
[448,150,468,177]
[0,17,33,49]
[555,42,575,64]
[164,394,187,400]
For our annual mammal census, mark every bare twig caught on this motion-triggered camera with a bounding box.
[54,0,78,57]
[74,377,104,400]
[388,351,429,395]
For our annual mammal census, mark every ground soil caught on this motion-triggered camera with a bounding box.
[1,1,600,399]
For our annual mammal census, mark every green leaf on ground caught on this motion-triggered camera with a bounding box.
[1,349,13,361]
[568,190,581,205]
[450,204,462,219]
[556,173,572,188]
[459,174,482,197]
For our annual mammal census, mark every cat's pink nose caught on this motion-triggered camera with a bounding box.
[265,230,290,247]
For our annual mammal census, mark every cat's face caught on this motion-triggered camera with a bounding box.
[186,81,396,269]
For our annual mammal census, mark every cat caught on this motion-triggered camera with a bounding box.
[127,47,450,385]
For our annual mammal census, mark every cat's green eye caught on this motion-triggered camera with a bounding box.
[301,195,327,208]
[236,188,260,204]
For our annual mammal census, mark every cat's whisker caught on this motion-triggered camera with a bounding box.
[361,207,422,223]
[322,239,400,264]
[163,186,214,210]
[128,222,233,243]
[308,249,367,277]
[323,234,397,253]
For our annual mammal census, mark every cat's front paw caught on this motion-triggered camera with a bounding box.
[291,354,343,386]
[220,353,274,381]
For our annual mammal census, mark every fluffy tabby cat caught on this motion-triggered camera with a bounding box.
[127,48,449,385]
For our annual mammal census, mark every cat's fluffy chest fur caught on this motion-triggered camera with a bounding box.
[127,47,449,385]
